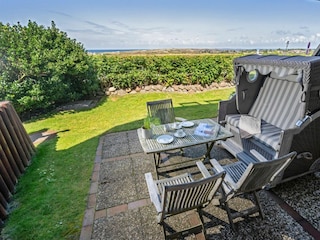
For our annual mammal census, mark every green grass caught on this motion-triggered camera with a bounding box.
[1,88,234,240]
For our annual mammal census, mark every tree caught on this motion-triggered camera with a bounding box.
[0,20,99,114]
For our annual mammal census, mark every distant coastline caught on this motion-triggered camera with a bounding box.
[86,48,310,55]
[87,49,143,54]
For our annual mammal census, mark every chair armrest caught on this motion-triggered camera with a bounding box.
[209,159,237,196]
[196,161,211,178]
[250,149,268,162]
[209,159,225,173]
[218,95,237,124]
[145,172,162,213]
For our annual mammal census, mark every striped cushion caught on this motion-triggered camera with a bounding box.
[248,77,303,129]
[225,76,304,152]
[226,114,282,151]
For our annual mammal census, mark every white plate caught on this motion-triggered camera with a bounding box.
[174,132,186,138]
[156,135,174,144]
[181,121,194,127]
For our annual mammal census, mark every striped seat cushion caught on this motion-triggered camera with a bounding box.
[226,114,282,151]
[225,76,304,151]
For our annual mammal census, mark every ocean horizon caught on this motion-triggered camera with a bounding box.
[86,48,311,55]
[87,49,143,54]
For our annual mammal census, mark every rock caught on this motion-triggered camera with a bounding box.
[144,86,151,91]
[172,85,180,91]
[125,88,131,93]
[211,82,219,88]
[166,87,174,92]
[185,85,192,91]
[191,85,197,91]
[109,87,116,92]
[117,89,127,96]
[197,85,204,91]
[135,86,141,92]
[219,81,227,87]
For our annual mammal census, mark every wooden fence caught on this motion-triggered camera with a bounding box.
[0,101,35,224]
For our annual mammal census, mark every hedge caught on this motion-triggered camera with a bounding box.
[94,54,240,91]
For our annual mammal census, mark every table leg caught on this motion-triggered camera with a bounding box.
[203,141,215,161]
[153,153,161,179]
[153,141,215,178]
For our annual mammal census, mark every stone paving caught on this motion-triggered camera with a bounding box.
[80,129,320,240]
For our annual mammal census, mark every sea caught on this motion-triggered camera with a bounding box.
[87,49,143,54]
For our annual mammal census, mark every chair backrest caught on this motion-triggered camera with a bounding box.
[146,99,175,124]
[235,151,296,193]
[248,76,303,130]
[160,171,225,221]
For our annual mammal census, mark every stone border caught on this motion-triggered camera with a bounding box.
[79,137,103,240]
[106,82,235,96]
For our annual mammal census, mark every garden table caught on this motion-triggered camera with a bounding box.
[137,118,233,177]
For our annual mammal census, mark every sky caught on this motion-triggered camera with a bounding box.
[1,0,320,50]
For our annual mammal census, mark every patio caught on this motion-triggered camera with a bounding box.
[80,128,320,239]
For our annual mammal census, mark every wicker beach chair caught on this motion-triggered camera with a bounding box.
[209,151,296,231]
[145,161,225,239]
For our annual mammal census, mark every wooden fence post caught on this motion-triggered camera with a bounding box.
[0,101,35,222]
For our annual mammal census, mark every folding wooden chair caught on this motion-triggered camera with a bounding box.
[146,99,185,124]
[145,161,225,239]
[210,151,296,231]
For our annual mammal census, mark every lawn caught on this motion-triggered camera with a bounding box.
[1,88,234,239]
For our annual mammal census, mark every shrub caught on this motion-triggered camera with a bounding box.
[95,54,235,91]
[0,21,99,113]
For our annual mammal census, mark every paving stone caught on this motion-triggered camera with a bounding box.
[95,209,107,220]
[85,130,320,240]
[96,176,137,210]
[102,144,130,159]
[92,209,145,240]
[107,204,128,217]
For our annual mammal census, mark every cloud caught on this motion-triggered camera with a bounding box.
[274,30,291,36]
[66,28,106,36]
[84,20,125,35]
[47,9,320,49]
[110,20,131,30]
[48,10,73,18]
[226,28,242,32]
[300,26,310,32]
[85,21,110,30]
